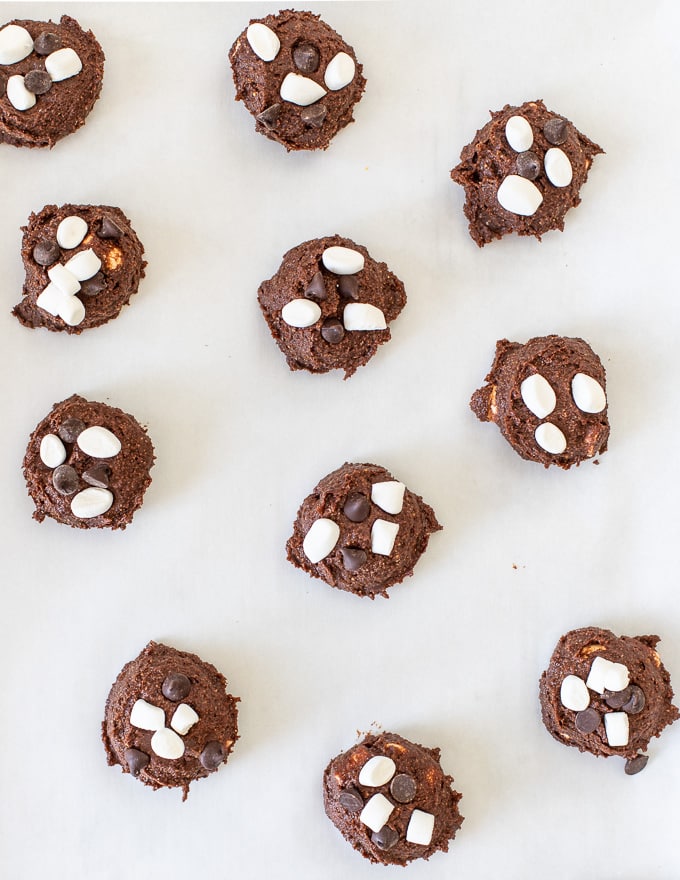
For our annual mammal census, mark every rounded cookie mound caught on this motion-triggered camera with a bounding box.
[539,627,678,774]
[23,394,154,530]
[258,236,406,378]
[0,16,104,148]
[323,731,463,866]
[102,641,239,799]
[13,204,145,333]
[287,462,441,598]
[451,99,603,246]
[229,9,365,151]
[470,335,609,469]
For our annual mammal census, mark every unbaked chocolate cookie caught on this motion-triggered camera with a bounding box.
[0,16,104,148]
[323,731,463,865]
[451,99,603,246]
[287,462,441,598]
[229,9,365,151]
[12,204,145,333]
[23,394,154,530]
[470,335,609,469]
[539,627,679,774]
[258,235,406,378]
[102,641,239,799]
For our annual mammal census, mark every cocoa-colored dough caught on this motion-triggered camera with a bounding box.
[23,394,154,530]
[323,731,463,866]
[229,9,365,151]
[0,16,104,148]
[258,235,406,378]
[451,99,603,246]
[287,462,441,598]
[13,204,145,333]
[102,642,239,799]
[470,335,609,469]
[539,627,678,767]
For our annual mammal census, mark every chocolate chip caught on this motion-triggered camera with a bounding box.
[80,272,106,297]
[344,493,370,522]
[33,32,62,55]
[58,418,86,444]
[98,216,124,240]
[321,318,344,344]
[338,786,363,812]
[293,42,320,74]
[161,672,191,702]
[82,465,110,488]
[390,773,417,803]
[338,275,359,300]
[604,686,632,710]
[124,748,150,777]
[304,270,327,301]
[372,826,399,851]
[200,741,225,771]
[300,104,327,129]
[622,685,645,715]
[516,151,541,180]
[543,117,568,145]
[624,754,649,775]
[257,103,281,130]
[341,547,367,571]
[52,465,79,496]
[32,239,61,267]
[575,707,601,734]
[24,70,52,96]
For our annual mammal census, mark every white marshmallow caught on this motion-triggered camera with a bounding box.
[57,216,88,249]
[343,303,387,331]
[58,295,86,327]
[505,115,534,152]
[520,373,556,419]
[280,72,326,106]
[6,75,36,111]
[45,47,82,82]
[497,175,543,216]
[604,712,629,747]
[571,373,606,414]
[544,147,573,187]
[358,755,396,787]
[303,518,340,563]
[151,727,185,760]
[371,519,399,556]
[0,25,34,64]
[47,264,80,296]
[65,248,101,281]
[130,699,165,731]
[77,426,122,458]
[322,246,365,275]
[359,794,394,833]
[40,434,66,468]
[534,422,567,455]
[560,675,590,712]
[371,481,405,515]
[586,656,630,695]
[36,284,66,317]
[246,22,280,61]
[71,487,114,518]
[406,810,435,846]
[171,704,199,736]
[281,298,321,328]
[324,52,355,90]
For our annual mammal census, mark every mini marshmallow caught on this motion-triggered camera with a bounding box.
[324,52,355,90]
[65,248,102,281]
[151,727,185,760]
[6,75,36,111]
[358,755,396,787]
[371,481,405,515]
[58,295,86,327]
[604,712,629,747]
[246,22,280,61]
[130,699,165,731]
[560,675,590,712]
[544,148,573,188]
[520,373,557,419]
[280,72,326,106]
[586,656,630,695]
[40,434,67,468]
[56,215,88,249]
[77,426,122,459]
[406,809,435,846]
[171,704,199,736]
[497,175,543,216]
[281,298,321,328]
[534,422,567,455]
[47,263,81,296]
[322,246,365,275]
[36,284,67,317]
[343,303,387,331]
[505,115,534,152]
[0,25,34,64]
[45,47,82,82]
[303,518,340,564]
[571,373,606,414]
[359,794,394,833]
[371,519,400,556]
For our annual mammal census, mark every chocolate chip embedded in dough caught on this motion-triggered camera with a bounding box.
[80,272,106,296]
[622,685,646,715]
[32,239,61,267]
[200,741,226,771]
[338,275,359,300]
[98,215,124,240]
[516,151,541,180]
[52,465,79,495]
[604,687,632,709]
[372,825,399,851]
[543,117,569,145]
[58,417,86,444]
[124,748,150,777]
[24,69,53,96]
[293,41,320,73]
[162,672,192,702]
[304,270,327,301]
[300,103,327,129]
[343,492,370,523]
[321,318,344,344]
[341,547,367,571]
[257,103,281,130]
[338,786,363,812]
[575,707,601,734]
[33,31,62,55]
[624,754,649,775]
[82,465,110,489]
[390,773,417,803]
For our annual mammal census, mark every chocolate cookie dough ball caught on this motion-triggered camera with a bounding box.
[539,627,679,774]
[287,462,441,598]
[13,204,145,333]
[470,335,609,469]
[23,394,154,530]
[229,9,365,151]
[451,99,603,246]
[323,731,463,865]
[258,236,406,378]
[102,642,239,799]
[0,16,104,148]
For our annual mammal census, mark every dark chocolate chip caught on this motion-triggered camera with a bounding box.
[161,672,191,702]
[390,773,417,803]
[257,103,281,130]
[516,151,541,180]
[624,754,649,776]
[80,272,106,297]
[338,786,363,812]
[98,216,124,240]
[604,686,632,710]
[58,418,86,444]
[543,117,568,145]
[124,748,150,777]
[82,465,110,488]
[622,685,646,715]
[304,270,327,301]
[24,70,52,96]
[341,547,367,571]
[293,42,320,74]
[344,493,370,522]
[321,318,344,344]
[575,707,601,734]
[372,826,399,851]
[32,239,61,267]
[52,465,79,496]
[300,104,327,129]
[33,32,62,55]
[338,275,359,300]
[200,741,225,771]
